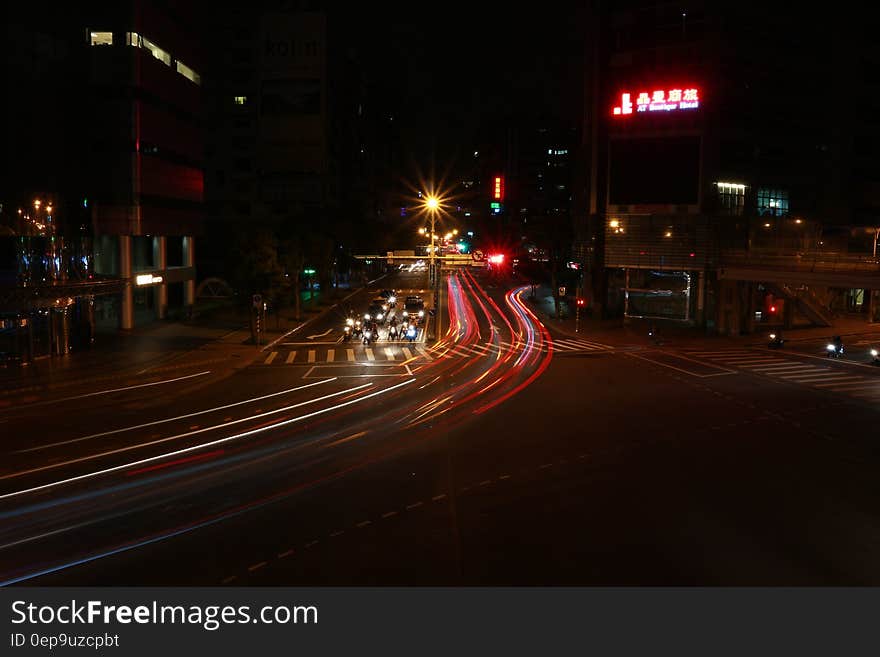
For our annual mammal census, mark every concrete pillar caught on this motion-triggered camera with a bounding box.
[153,236,167,319]
[696,270,705,326]
[119,235,134,330]
[183,236,196,310]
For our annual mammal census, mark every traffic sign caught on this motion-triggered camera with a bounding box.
[558,287,566,296]
[472,250,485,262]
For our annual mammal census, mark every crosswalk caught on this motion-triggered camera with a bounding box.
[259,336,614,366]
[684,349,880,401]
[262,344,431,366]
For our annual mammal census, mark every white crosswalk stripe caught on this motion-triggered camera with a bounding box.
[264,351,278,365]
[683,348,880,399]
[326,349,335,363]
[307,350,316,363]
[402,347,413,360]
[347,349,355,362]
[286,350,297,364]
[365,348,375,362]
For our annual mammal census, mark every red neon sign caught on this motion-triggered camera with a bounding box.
[612,86,700,116]
[493,176,504,201]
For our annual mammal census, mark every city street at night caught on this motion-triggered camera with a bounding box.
[2,267,880,586]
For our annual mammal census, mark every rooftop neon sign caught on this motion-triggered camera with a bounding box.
[612,87,700,116]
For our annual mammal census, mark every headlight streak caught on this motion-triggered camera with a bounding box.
[0,279,554,585]
[0,380,425,502]
[0,384,375,485]
[0,370,213,413]
[14,378,338,454]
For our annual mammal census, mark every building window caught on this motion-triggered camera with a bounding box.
[89,31,113,46]
[126,32,141,47]
[175,60,201,85]
[142,37,171,66]
[233,96,247,105]
[757,188,789,216]
[716,181,745,215]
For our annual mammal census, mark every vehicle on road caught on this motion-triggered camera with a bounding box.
[402,295,425,324]
[870,348,879,366]
[366,302,387,323]
[768,333,785,349]
[826,336,845,358]
[379,289,397,306]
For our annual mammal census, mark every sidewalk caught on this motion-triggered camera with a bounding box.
[0,287,361,397]
[523,283,880,349]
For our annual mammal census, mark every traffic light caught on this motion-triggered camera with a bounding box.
[576,298,586,307]
[769,305,777,314]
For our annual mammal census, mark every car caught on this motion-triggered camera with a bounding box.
[402,295,425,324]
[379,289,397,306]
[366,302,387,323]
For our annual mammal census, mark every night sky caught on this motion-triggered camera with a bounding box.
[347,3,586,167]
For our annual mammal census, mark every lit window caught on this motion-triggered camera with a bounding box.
[142,37,171,66]
[716,181,746,216]
[90,31,113,46]
[233,96,247,105]
[126,32,141,47]
[757,188,789,216]
[176,60,201,85]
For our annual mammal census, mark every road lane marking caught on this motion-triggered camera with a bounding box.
[221,576,237,584]
[307,350,316,363]
[347,349,355,362]
[385,348,396,361]
[247,562,267,572]
[326,349,335,363]
[432,494,447,501]
[286,351,297,364]
[264,352,278,365]
[365,348,375,361]
[780,372,852,381]
[381,511,398,519]
[813,379,873,388]
[402,347,413,359]
[356,520,372,528]
[329,530,344,537]
[416,346,433,361]
[278,549,295,559]
[406,502,423,510]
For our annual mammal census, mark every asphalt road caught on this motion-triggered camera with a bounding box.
[2,269,880,585]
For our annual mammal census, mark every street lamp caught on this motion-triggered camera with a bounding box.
[424,196,440,285]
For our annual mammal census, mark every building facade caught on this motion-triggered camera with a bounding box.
[579,2,880,331]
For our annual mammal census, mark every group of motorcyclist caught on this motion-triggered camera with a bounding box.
[342,307,417,345]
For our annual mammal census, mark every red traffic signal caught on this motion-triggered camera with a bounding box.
[576,298,586,307]
[769,305,777,313]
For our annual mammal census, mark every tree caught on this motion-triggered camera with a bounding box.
[232,228,284,305]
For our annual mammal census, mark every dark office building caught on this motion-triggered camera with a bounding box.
[579,2,880,330]
[84,1,204,328]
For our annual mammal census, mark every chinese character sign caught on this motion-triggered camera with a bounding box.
[493,176,504,201]
[612,86,700,116]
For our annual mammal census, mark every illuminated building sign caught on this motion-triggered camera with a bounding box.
[612,87,700,116]
[136,274,164,286]
[493,176,504,201]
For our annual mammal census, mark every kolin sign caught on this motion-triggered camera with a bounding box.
[612,86,700,116]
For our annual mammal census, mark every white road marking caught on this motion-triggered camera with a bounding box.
[326,349,335,363]
[385,348,396,361]
[416,346,433,361]
[285,351,297,364]
[365,348,375,361]
[307,350,316,363]
[347,349,355,362]
[264,352,278,365]
[402,347,413,359]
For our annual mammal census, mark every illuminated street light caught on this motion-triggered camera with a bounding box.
[426,196,439,211]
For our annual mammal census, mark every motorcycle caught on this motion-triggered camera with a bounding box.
[768,333,785,349]
[363,329,373,345]
[406,324,417,343]
[870,348,879,366]
[388,324,399,341]
[343,325,352,342]
[353,320,363,338]
[825,337,844,358]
